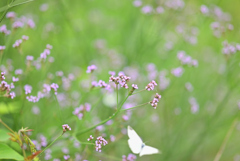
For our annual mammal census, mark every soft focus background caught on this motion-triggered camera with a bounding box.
[1,0,240,160]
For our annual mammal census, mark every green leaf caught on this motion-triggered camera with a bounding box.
[0,102,20,114]
[0,129,10,142]
[0,143,24,160]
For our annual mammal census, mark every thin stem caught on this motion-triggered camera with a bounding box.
[121,102,149,112]
[131,89,146,95]
[21,145,27,158]
[0,118,15,133]
[116,84,119,109]
[213,118,238,161]
[76,93,130,136]
[39,132,63,156]
[78,142,95,145]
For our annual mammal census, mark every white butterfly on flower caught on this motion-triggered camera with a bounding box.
[127,126,161,157]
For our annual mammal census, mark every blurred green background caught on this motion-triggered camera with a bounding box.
[1,0,240,160]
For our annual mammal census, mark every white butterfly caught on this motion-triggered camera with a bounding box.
[127,126,161,157]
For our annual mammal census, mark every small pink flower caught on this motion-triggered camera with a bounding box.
[150,93,161,109]
[145,80,157,91]
[87,135,94,141]
[86,65,97,73]
[22,35,29,40]
[62,124,71,132]
[132,84,138,89]
[6,12,16,19]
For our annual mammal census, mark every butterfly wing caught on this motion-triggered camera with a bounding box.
[139,145,160,157]
[127,126,143,154]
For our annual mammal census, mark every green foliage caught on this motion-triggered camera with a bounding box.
[0,0,240,160]
[0,143,24,160]
[0,129,9,142]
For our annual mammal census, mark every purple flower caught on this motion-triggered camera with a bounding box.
[189,97,199,114]
[87,135,94,141]
[15,69,23,75]
[1,72,5,80]
[132,84,138,89]
[26,55,34,61]
[110,135,115,142]
[0,46,6,51]
[12,21,24,29]
[150,93,161,109]
[40,3,49,12]
[156,6,164,14]
[0,25,11,35]
[12,76,19,82]
[62,147,69,154]
[62,124,71,132]
[13,39,23,48]
[133,0,142,7]
[22,35,29,41]
[46,44,53,49]
[27,19,35,28]
[9,92,16,99]
[185,82,193,92]
[86,65,97,73]
[50,83,59,95]
[6,12,16,19]
[122,153,137,161]
[32,106,40,115]
[63,155,70,160]
[145,80,157,91]
[141,5,153,14]
[200,5,209,14]
[171,67,184,77]
[95,136,108,152]
[24,84,32,94]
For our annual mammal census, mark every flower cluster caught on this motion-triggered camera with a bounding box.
[145,80,157,91]
[86,65,97,73]
[200,5,233,38]
[50,83,59,95]
[109,72,131,89]
[63,155,70,160]
[122,153,137,161]
[189,97,199,114]
[0,73,16,99]
[1,72,5,80]
[25,82,59,103]
[171,67,184,77]
[0,24,11,35]
[94,136,108,152]
[177,51,198,67]
[159,70,170,90]
[12,39,23,48]
[62,124,71,132]
[73,103,91,120]
[0,46,6,52]
[222,41,240,55]
[87,135,94,141]
[32,134,48,150]
[40,44,53,60]
[150,93,161,109]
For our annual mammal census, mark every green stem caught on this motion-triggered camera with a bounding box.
[39,132,63,156]
[131,89,146,95]
[213,118,238,161]
[76,93,130,137]
[21,145,27,159]
[116,84,119,109]
[78,142,95,145]
[0,118,15,133]
[120,102,149,112]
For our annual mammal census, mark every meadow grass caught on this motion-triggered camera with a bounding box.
[1,0,240,160]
